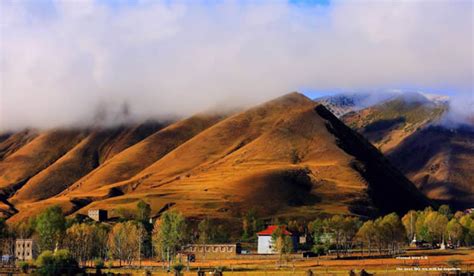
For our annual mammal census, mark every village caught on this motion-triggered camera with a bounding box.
[0,202,473,275]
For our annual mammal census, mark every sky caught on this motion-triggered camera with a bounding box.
[0,0,473,130]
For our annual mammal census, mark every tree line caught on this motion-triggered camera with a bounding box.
[0,202,472,272]
[307,205,474,258]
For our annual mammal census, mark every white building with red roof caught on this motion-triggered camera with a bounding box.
[256,225,296,254]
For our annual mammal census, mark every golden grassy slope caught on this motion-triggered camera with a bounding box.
[342,98,446,152]
[9,122,163,204]
[5,93,430,223]
[59,113,226,197]
[388,126,474,207]
[0,130,38,161]
[0,129,85,195]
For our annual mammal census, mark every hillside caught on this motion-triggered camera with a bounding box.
[9,121,164,204]
[0,130,39,161]
[342,95,447,152]
[339,94,473,207]
[5,93,430,223]
[387,126,474,208]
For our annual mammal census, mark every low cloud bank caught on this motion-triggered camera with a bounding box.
[1,1,472,130]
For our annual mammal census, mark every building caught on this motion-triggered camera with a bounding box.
[257,225,297,254]
[88,209,108,222]
[181,243,241,260]
[15,239,34,261]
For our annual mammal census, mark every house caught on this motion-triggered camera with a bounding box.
[180,243,241,260]
[88,209,108,222]
[15,239,35,261]
[257,225,297,254]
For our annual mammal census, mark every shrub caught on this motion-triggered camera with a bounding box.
[173,263,184,271]
[35,249,82,275]
[36,250,54,269]
[94,258,104,269]
[312,244,327,255]
[215,266,227,272]
[17,261,30,273]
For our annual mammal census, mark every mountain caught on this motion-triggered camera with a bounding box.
[342,94,447,152]
[337,92,473,208]
[2,93,430,223]
[9,121,165,204]
[387,126,474,207]
[315,92,399,117]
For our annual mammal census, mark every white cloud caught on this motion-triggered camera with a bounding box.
[0,0,472,130]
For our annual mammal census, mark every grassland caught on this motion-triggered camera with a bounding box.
[84,248,474,275]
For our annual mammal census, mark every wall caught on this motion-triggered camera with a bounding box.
[257,236,273,254]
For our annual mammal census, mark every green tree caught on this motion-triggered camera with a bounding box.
[152,210,187,269]
[137,200,152,222]
[357,220,376,256]
[324,215,360,258]
[459,215,474,245]
[446,218,463,247]
[241,209,262,241]
[438,205,453,220]
[379,213,405,254]
[36,249,81,275]
[0,218,7,239]
[198,218,212,244]
[35,206,66,252]
[13,217,36,239]
[115,207,136,220]
[424,211,448,244]
[309,218,328,254]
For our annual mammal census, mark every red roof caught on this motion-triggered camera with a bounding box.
[257,225,292,236]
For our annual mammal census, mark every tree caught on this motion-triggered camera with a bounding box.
[35,206,66,252]
[65,223,95,266]
[13,217,36,239]
[0,218,7,239]
[271,226,293,266]
[137,200,151,222]
[324,215,360,258]
[91,223,110,261]
[108,221,145,266]
[115,207,136,220]
[152,210,187,269]
[357,220,376,256]
[325,215,346,258]
[459,215,474,245]
[446,218,463,247]
[379,213,405,254]
[65,223,109,266]
[438,205,453,220]
[198,218,212,245]
[36,249,81,276]
[424,211,448,244]
[309,218,328,254]
[402,210,418,241]
[241,209,262,241]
